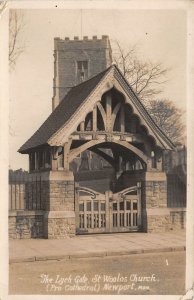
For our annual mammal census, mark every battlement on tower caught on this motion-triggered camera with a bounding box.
[54,35,109,42]
[54,35,111,51]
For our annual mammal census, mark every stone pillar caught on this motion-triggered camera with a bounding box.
[40,171,75,239]
[141,171,170,233]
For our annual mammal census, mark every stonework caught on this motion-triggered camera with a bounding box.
[46,211,75,239]
[169,209,186,230]
[52,35,112,109]
[9,211,44,239]
[142,180,167,209]
[9,171,76,239]
[42,171,76,238]
[141,208,186,233]
[143,214,171,233]
[48,180,74,211]
[140,171,169,233]
[9,165,186,238]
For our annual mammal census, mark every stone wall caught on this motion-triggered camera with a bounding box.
[9,169,186,238]
[142,208,186,233]
[140,171,186,233]
[9,171,76,239]
[169,208,186,230]
[9,211,44,239]
[142,181,167,209]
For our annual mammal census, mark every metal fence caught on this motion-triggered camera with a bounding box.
[9,173,43,211]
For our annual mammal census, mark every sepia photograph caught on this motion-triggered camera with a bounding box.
[0,0,193,298]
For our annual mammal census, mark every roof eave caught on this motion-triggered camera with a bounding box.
[18,143,49,154]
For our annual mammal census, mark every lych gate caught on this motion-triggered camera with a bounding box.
[18,64,175,238]
[75,185,141,234]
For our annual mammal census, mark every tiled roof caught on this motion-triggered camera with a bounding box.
[19,66,112,153]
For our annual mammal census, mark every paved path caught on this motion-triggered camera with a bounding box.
[9,230,185,263]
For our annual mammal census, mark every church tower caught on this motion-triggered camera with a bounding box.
[52,35,112,111]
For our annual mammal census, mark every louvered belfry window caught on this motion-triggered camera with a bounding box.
[77,60,88,83]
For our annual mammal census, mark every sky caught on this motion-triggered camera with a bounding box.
[9,8,187,170]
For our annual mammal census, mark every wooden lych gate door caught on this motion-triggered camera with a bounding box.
[75,183,141,234]
[111,183,141,232]
[75,186,107,234]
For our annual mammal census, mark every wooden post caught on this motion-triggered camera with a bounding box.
[92,105,97,131]
[137,182,141,227]
[131,199,133,227]
[91,199,94,229]
[98,199,101,228]
[117,195,120,229]
[106,94,112,131]
[105,191,111,232]
[63,143,69,171]
[51,147,58,170]
[63,139,72,171]
[124,197,126,227]
[29,153,31,172]
[80,121,85,131]
[42,149,46,169]
[156,150,162,171]
[147,159,152,171]
[120,105,125,133]
[35,151,38,171]
[84,200,87,229]
[74,183,80,232]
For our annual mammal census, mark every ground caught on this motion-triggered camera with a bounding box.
[9,251,185,295]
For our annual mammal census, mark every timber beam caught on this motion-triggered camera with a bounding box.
[70,131,143,144]
[90,147,115,168]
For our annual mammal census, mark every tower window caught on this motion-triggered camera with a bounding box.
[80,71,85,81]
[77,61,88,70]
[77,61,88,83]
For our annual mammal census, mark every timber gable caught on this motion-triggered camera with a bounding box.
[19,64,174,154]
[48,64,174,150]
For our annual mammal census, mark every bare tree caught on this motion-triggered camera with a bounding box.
[9,10,25,69]
[112,41,185,143]
[112,40,169,104]
[0,0,6,14]
[147,99,185,144]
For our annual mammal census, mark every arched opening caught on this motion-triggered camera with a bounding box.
[85,112,92,131]
[69,139,148,193]
[97,106,105,131]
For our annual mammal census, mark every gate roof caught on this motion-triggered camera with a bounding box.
[19,64,174,153]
